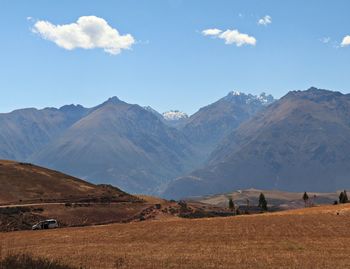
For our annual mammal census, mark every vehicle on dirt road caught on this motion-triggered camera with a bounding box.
[32,219,59,230]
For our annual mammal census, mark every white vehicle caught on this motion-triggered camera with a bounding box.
[32,219,59,230]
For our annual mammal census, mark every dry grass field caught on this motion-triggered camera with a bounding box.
[1,203,350,269]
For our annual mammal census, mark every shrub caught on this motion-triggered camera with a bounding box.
[303,192,309,207]
[0,253,78,269]
[178,201,188,211]
[0,207,30,215]
[339,191,348,204]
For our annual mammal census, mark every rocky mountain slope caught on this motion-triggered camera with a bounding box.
[181,91,275,159]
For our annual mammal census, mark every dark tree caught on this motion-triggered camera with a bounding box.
[228,197,235,211]
[339,192,345,204]
[340,190,348,204]
[343,190,348,203]
[178,200,189,213]
[258,193,268,211]
[302,192,309,207]
[245,199,250,214]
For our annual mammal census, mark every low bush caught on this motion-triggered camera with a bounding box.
[0,207,30,215]
[0,253,79,269]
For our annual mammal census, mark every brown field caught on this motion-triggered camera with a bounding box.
[1,203,350,269]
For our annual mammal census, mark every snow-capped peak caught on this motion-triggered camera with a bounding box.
[231,91,242,96]
[162,110,189,121]
[257,92,274,104]
[225,91,275,105]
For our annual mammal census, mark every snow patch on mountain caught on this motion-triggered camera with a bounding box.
[226,91,275,105]
[162,110,189,121]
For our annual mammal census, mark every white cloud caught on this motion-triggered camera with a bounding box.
[258,15,272,26]
[341,35,350,47]
[202,28,256,47]
[32,16,135,55]
[219,30,256,46]
[202,28,222,36]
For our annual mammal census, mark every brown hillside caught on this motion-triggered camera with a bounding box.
[0,160,137,205]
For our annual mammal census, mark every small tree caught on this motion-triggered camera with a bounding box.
[228,197,235,212]
[343,190,348,203]
[302,192,309,207]
[340,190,348,204]
[339,192,345,204]
[258,193,268,211]
[245,199,250,214]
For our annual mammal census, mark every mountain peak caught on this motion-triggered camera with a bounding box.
[230,91,242,96]
[103,96,122,105]
[285,87,344,102]
[59,104,85,113]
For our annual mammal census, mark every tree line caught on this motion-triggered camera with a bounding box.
[228,192,268,214]
[228,190,349,214]
[303,190,348,207]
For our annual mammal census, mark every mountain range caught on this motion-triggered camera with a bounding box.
[29,97,197,194]
[164,88,350,198]
[2,87,350,198]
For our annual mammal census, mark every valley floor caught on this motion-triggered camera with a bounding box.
[1,204,350,269]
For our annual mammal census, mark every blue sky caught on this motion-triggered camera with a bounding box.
[1,0,350,115]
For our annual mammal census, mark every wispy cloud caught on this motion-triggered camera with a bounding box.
[202,28,222,36]
[32,16,135,55]
[341,35,350,47]
[258,15,272,26]
[320,37,331,44]
[201,28,256,47]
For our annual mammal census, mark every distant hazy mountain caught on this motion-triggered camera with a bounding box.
[0,105,88,160]
[29,97,198,194]
[143,107,189,128]
[181,91,275,160]
[163,88,350,199]
[0,91,275,195]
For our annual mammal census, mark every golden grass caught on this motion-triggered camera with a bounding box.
[1,204,350,269]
